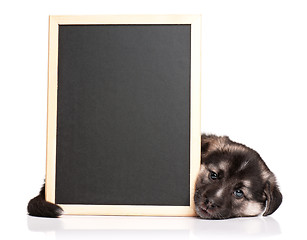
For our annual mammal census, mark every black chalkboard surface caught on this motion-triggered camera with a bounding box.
[46,15,201,216]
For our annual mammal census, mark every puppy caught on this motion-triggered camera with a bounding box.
[194,134,282,219]
[27,134,282,218]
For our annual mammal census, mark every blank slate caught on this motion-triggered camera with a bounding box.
[46,15,201,216]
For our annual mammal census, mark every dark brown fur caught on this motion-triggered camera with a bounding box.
[27,134,282,218]
[194,134,282,219]
[27,184,63,218]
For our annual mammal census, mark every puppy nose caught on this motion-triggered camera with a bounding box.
[204,198,219,209]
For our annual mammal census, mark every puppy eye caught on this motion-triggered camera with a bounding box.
[233,189,244,199]
[209,171,218,180]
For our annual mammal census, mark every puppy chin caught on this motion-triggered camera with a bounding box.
[195,205,222,219]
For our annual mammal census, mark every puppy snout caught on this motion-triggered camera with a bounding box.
[204,198,220,209]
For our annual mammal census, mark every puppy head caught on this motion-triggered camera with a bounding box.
[194,135,282,219]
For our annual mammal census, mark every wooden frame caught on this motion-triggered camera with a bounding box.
[46,15,201,216]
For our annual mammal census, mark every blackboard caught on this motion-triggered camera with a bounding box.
[45,15,201,216]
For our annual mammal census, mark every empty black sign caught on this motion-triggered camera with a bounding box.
[55,25,191,206]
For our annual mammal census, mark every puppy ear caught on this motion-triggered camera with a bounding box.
[201,139,210,153]
[201,134,212,164]
[263,177,283,216]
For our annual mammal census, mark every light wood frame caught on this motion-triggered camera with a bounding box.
[46,15,201,216]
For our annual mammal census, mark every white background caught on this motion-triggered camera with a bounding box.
[1,0,306,239]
